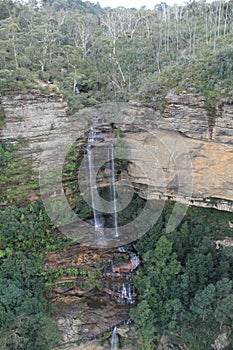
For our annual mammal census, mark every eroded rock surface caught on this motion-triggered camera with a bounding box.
[46,245,137,347]
[1,91,233,208]
[0,91,71,168]
[53,296,129,344]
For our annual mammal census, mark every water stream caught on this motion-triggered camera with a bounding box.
[85,120,140,311]
[109,145,119,237]
[111,326,119,350]
[86,118,118,238]
[118,246,140,270]
[87,144,103,230]
[102,245,140,305]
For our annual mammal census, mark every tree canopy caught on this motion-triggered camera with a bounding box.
[131,205,233,350]
[0,201,69,349]
[0,0,233,111]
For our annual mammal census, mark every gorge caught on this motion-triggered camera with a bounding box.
[1,0,233,347]
[1,89,233,349]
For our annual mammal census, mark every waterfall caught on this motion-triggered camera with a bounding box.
[129,252,140,270]
[121,283,127,299]
[103,247,139,304]
[110,144,118,237]
[86,119,119,238]
[111,326,119,350]
[118,246,126,253]
[127,283,132,303]
[120,283,134,304]
[104,281,136,304]
[87,145,103,230]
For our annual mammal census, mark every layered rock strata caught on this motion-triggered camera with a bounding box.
[1,91,233,209]
[46,245,136,346]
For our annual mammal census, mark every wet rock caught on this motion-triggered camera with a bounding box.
[46,244,139,303]
[53,295,130,344]
[46,245,138,346]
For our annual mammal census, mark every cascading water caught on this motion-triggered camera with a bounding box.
[121,283,130,302]
[86,118,119,238]
[109,144,118,237]
[129,252,140,270]
[103,245,140,305]
[87,144,103,230]
[111,326,119,350]
[84,120,141,309]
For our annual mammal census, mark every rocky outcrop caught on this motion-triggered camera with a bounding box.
[124,129,233,202]
[1,90,233,209]
[53,296,130,345]
[46,245,137,347]
[119,93,233,145]
[214,99,233,144]
[113,95,233,207]
[0,91,83,169]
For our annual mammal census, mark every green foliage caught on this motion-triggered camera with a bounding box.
[118,194,145,225]
[0,0,16,20]
[1,0,233,348]
[0,0,233,109]
[0,253,61,350]
[0,141,14,167]
[63,143,80,175]
[73,198,92,220]
[211,47,233,80]
[132,204,233,349]
[139,47,231,108]
[0,201,69,254]
[0,201,70,349]
[0,140,40,204]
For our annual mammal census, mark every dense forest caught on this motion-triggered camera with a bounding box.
[1,0,233,349]
[1,0,233,110]
[132,205,233,350]
[0,200,233,349]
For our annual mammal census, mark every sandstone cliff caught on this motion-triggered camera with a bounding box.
[1,90,233,211]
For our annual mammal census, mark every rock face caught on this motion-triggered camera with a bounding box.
[1,90,233,209]
[46,245,135,348]
[0,91,84,169]
[114,95,233,208]
[53,296,129,344]
[125,129,233,201]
